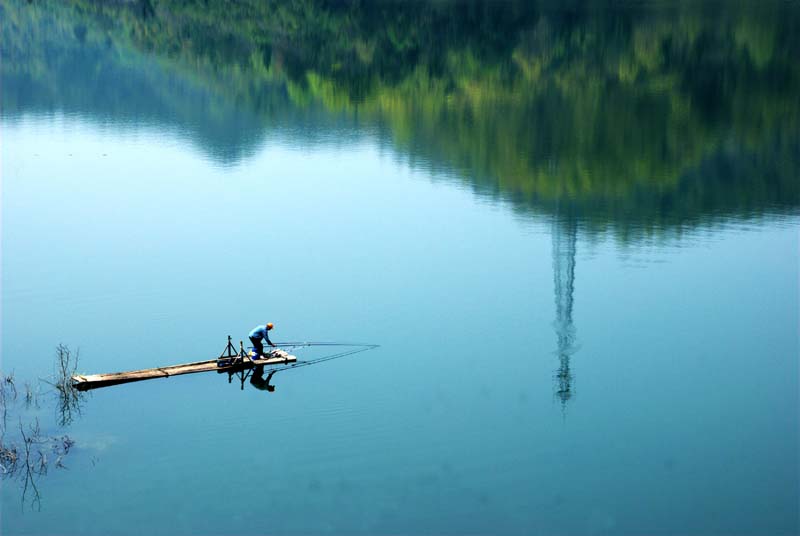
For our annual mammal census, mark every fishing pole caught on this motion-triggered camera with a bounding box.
[269,344,379,372]
[274,342,378,347]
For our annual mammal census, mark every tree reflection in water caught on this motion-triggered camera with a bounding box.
[3,0,798,418]
[3,0,797,234]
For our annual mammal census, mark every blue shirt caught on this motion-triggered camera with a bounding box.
[249,326,272,343]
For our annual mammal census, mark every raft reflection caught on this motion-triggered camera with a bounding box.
[223,364,277,393]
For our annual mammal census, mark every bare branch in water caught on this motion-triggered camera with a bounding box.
[55,345,78,389]
[0,345,84,510]
[54,345,84,427]
[4,373,17,399]
[19,419,42,511]
[0,373,18,428]
[23,382,39,409]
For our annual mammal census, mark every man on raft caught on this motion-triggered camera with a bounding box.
[249,323,276,358]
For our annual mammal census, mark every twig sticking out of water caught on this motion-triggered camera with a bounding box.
[0,373,18,428]
[55,344,77,390]
[0,418,76,510]
[54,345,83,427]
[0,347,81,510]
[19,419,44,510]
[4,373,17,399]
[24,382,39,409]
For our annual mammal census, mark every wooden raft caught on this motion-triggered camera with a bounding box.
[71,350,296,391]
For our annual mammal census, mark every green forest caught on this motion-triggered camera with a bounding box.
[3,0,798,235]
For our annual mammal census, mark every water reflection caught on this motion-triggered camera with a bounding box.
[552,216,578,409]
[222,364,277,393]
[0,356,82,511]
[6,0,796,414]
[2,0,797,238]
[54,345,85,427]
[250,366,277,393]
[226,344,379,392]
[2,2,798,532]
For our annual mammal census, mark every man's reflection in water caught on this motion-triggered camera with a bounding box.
[250,365,276,393]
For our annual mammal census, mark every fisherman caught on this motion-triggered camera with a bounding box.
[248,323,276,358]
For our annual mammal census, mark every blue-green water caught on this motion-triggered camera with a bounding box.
[2,1,799,534]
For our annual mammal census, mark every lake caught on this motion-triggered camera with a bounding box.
[2,1,798,534]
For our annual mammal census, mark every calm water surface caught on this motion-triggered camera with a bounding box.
[2,1,798,534]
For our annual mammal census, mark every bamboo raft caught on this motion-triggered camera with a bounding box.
[71,337,296,391]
